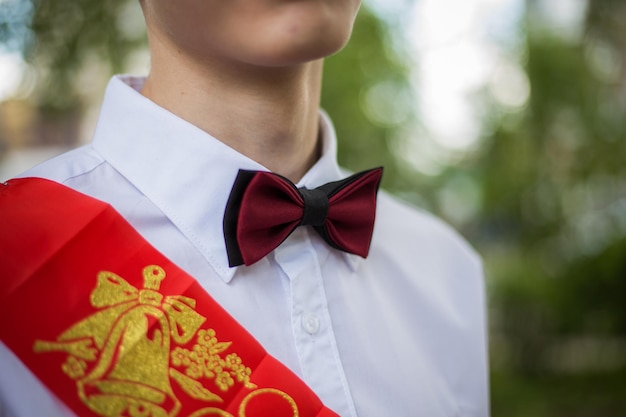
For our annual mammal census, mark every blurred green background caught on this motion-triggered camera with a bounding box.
[1,0,625,415]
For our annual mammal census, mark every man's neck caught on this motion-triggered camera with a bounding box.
[141,42,324,183]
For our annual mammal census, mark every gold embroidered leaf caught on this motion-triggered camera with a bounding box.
[210,342,232,355]
[170,368,223,403]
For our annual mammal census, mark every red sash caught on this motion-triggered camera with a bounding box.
[0,178,339,417]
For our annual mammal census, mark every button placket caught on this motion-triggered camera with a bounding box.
[273,229,357,417]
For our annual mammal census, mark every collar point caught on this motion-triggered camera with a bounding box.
[344,252,363,272]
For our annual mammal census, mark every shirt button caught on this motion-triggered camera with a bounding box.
[302,313,320,335]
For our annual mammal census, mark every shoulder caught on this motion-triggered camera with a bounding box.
[368,189,485,323]
[369,191,489,415]
[365,190,489,415]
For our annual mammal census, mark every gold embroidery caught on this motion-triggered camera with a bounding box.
[186,389,299,417]
[34,338,98,360]
[33,265,298,417]
[239,389,299,417]
[188,409,233,417]
[61,356,87,379]
[169,369,223,403]
[169,329,256,395]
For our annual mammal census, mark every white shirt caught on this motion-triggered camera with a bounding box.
[0,76,489,417]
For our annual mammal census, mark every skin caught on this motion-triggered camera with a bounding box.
[139,0,362,182]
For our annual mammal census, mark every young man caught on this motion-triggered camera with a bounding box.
[0,1,489,416]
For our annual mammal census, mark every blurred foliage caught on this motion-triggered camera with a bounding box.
[322,7,415,191]
[29,0,144,111]
[1,0,145,111]
[474,0,626,372]
[470,0,626,414]
[1,0,626,415]
[491,371,626,417]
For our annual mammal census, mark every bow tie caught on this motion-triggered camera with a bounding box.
[223,167,383,267]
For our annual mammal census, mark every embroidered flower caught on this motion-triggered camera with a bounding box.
[236,366,254,387]
[171,347,191,367]
[169,327,256,392]
[215,369,234,391]
[197,329,217,347]
[62,356,87,379]
[224,353,242,369]
[186,363,203,379]
[190,344,208,360]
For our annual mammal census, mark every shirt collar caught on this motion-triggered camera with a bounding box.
[92,75,358,282]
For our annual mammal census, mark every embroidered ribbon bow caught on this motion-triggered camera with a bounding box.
[223,167,383,267]
[89,266,206,345]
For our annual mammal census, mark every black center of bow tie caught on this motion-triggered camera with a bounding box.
[223,167,383,267]
[298,187,329,226]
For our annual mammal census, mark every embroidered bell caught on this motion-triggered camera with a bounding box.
[35,266,206,417]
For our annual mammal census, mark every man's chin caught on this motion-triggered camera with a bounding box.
[242,35,352,68]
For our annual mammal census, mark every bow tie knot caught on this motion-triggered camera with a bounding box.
[223,168,383,267]
[299,187,329,227]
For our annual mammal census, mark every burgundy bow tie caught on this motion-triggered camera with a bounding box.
[223,167,383,267]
